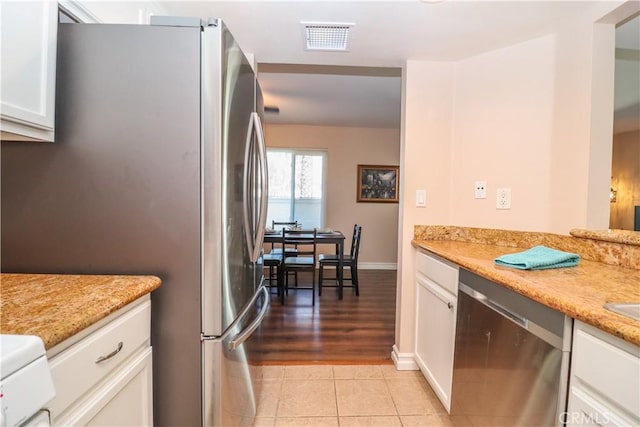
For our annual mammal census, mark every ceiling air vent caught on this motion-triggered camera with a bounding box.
[301,21,354,51]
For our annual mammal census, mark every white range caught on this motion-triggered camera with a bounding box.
[0,335,55,426]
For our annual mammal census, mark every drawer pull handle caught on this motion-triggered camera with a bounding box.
[95,341,124,364]
[447,302,454,310]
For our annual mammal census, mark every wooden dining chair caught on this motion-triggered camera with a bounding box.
[282,229,318,305]
[272,220,299,231]
[269,220,299,256]
[262,228,284,297]
[318,224,362,297]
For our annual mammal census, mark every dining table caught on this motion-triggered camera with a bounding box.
[263,229,347,299]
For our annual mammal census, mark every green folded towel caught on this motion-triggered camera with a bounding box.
[494,245,580,270]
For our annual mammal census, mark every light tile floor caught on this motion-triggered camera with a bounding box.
[253,365,473,427]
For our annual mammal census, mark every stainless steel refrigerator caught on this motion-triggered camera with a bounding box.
[1,17,269,427]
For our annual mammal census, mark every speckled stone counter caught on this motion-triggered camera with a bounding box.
[415,225,640,269]
[570,228,640,246]
[0,274,161,349]
[412,226,640,346]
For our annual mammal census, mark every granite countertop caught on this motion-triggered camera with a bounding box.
[0,274,161,349]
[412,239,640,346]
[570,228,640,246]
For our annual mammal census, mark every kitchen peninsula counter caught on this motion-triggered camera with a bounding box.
[0,274,161,350]
[412,227,640,346]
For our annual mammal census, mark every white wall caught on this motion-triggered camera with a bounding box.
[549,20,616,233]
[440,22,614,233]
[394,2,626,363]
[450,34,555,231]
[394,61,455,366]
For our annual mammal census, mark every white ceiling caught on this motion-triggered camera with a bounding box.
[157,1,639,129]
[257,65,401,127]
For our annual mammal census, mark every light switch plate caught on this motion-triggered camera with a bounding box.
[416,189,426,207]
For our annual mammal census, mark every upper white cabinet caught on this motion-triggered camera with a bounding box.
[1,0,57,142]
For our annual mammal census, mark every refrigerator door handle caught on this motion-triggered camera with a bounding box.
[228,285,269,350]
[242,112,268,263]
[254,112,268,251]
[242,113,257,262]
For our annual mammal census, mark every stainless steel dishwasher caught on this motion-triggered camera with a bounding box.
[451,269,572,427]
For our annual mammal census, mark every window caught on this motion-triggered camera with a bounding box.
[266,148,326,229]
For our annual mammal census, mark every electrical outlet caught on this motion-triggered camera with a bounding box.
[474,181,487,199]
[496,188,511,209]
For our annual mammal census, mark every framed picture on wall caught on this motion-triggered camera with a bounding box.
[357,164,399,203]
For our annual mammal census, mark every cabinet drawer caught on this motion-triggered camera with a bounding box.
[48,299,151,416]
[567,386,631,426]
[572,323,640,419]
[54,348,153,427]
[416,250,458,295]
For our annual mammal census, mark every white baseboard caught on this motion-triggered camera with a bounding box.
[358,262,397,270]
[391,345,419,371]
[319,262,397,270]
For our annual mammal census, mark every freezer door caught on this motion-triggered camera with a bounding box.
[203,285,270,426]
[202,22,265,337]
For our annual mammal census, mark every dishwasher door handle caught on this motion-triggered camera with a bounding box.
[486,300,528,328]
[459,282,527,328]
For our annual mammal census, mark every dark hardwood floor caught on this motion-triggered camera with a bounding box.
[252,269,397,365]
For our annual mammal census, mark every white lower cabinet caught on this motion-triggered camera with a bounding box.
[566,321,639,427]
[47,296,153,426]
[414,250,459,412]
[84,349,152,427]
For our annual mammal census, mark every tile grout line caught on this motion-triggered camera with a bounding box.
[274,367,285,421]
[382,369,403,423]
[332,365,341,426]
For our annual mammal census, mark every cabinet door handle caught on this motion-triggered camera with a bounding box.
[95,341,124,364]
[418,276,456,310]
